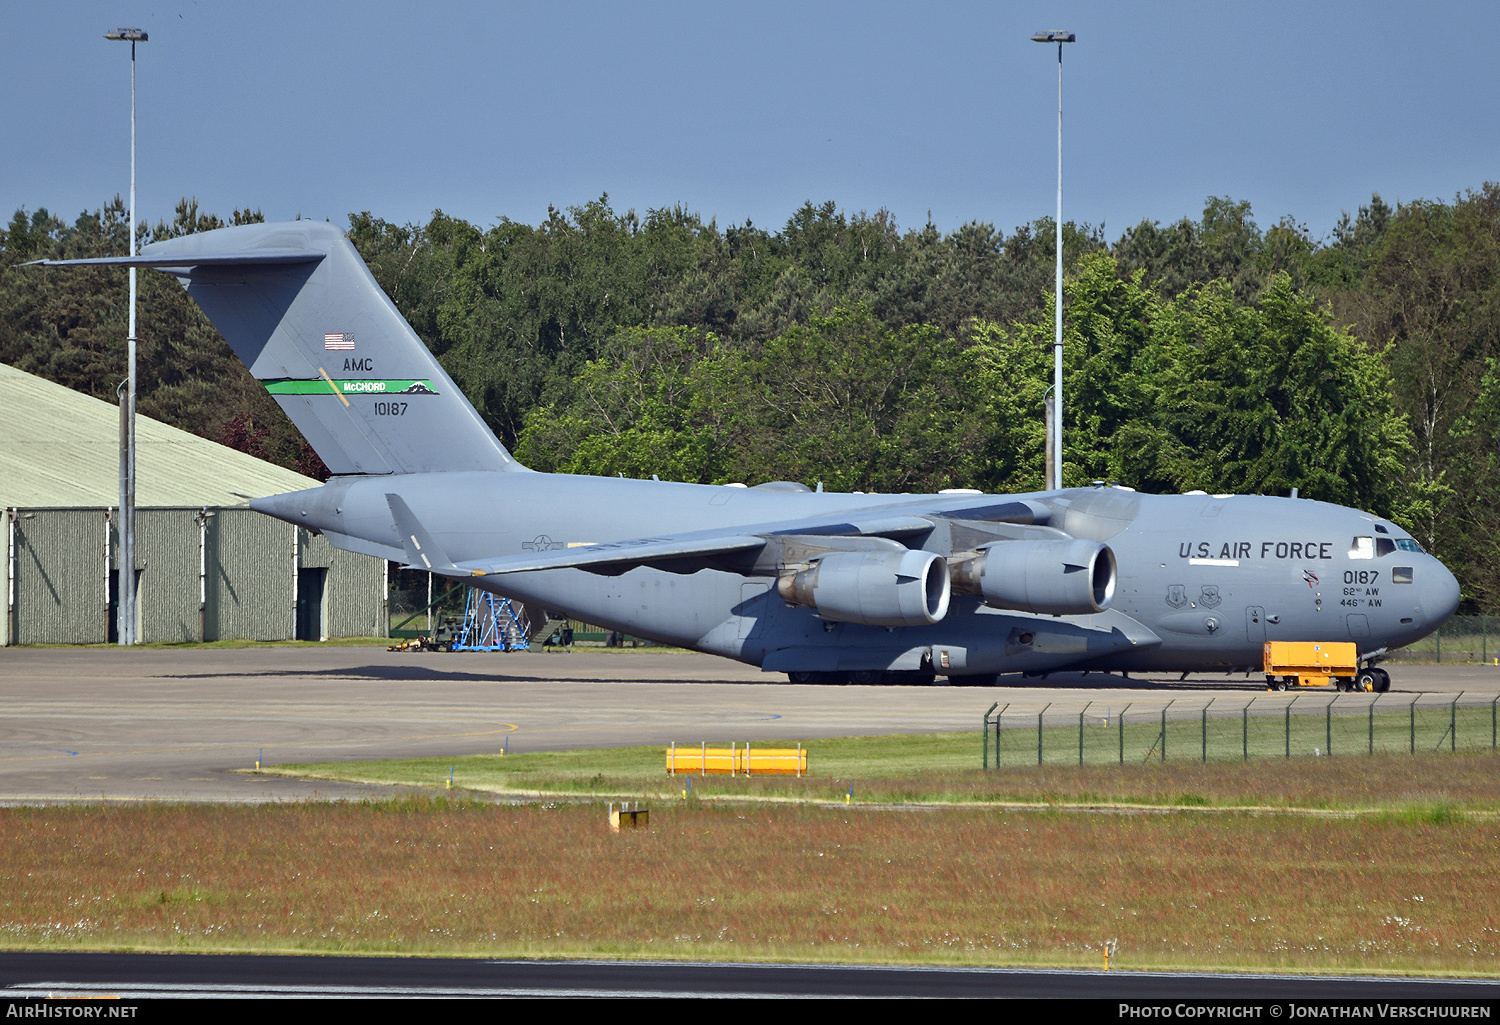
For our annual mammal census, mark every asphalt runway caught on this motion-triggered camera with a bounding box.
[0,646,1495,802]
[3,951,1499,1000]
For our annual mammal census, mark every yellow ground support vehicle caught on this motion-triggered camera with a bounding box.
[1263,641,1385,692]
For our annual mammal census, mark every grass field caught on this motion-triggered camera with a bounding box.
[5,738,1498,972]
[269,733,1500,812]
[1,795,1497,973]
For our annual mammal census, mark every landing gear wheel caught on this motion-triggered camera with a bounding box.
[848,670,885,685]
[1355,669,1378,693]
[1374,667,1391,692]
[787,671,850,684]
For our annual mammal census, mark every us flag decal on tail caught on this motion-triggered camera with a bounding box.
[325,332,355,350]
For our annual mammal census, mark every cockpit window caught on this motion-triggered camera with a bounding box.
[1348,536,1374,560]
[1375,537,1396,557]
[1395,538,1425,554]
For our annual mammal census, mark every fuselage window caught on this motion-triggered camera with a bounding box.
[1349,536,1374,560]
[1392,567,1414,584]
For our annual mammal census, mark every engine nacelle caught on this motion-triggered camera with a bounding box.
[951,539,1115,616]
[776,550,951,627]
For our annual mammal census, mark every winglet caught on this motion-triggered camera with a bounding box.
[385,494,462,574]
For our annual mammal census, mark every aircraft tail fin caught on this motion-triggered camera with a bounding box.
[33,221,524,476]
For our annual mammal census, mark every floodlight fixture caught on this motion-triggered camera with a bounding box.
[1032,29,1074,491]
[105,25,147,644]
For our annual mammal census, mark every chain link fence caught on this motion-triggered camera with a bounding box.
[982,692,1500,768]
[1388,614,1499,663]
[387,568,471,638]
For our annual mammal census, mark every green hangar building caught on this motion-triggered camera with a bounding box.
[1,363,387,646]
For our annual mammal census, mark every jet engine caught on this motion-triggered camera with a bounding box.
[950,539,1115,616]
[776,550,950,627]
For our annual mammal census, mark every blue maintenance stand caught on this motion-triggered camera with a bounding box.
[452,588,530,651]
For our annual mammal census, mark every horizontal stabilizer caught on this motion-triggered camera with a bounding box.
[27,250,325,269]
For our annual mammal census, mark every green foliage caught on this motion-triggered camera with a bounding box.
[519,311,990,493]
[9,186,1500,609]
[1114,196,1314,302]
[521,255,1410,514]
[354,196,1102,446]
[984,255,1408,508]
[1323,185,1500,608]
[1150,274,1408,509]
[516,326,731,482]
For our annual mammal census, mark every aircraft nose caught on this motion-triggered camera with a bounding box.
[1424,558,1461,627]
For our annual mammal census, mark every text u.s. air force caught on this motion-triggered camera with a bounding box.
[1180,541,1334,561]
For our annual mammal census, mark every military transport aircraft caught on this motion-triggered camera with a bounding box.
[33,221,1461,688]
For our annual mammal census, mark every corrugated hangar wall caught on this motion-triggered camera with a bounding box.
[4,507,386,645]
[8,509,110,645]
[138,508,201,643]
[203,509,294,642]
[304,528,388,639]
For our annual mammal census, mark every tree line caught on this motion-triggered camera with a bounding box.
[3,188,1499,610]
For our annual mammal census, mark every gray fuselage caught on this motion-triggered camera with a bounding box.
[254,474,1460,678]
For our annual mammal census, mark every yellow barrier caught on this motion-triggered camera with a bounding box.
[667,742,807,776]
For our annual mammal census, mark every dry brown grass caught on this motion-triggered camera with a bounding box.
[1,799,1497,973]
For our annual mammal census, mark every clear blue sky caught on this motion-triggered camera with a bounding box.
[6,1,1498,242]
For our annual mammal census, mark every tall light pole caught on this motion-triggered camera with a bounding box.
[1033,30,1073,492]
[106,27,147,645]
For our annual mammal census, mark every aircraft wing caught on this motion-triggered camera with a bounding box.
[385,493,939,578]
[460,514,939,576]
[459,533,770,576]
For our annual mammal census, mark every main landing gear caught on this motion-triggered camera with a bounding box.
[785,670,938,685]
